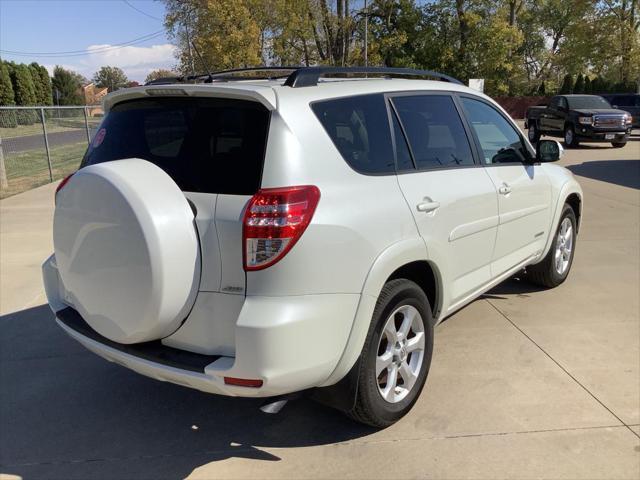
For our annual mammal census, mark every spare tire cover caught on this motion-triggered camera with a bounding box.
[54,159,201,344]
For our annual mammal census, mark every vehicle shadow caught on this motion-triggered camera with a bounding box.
[567,159,640,190]
[0,304,375,480]
[482,275,547,301]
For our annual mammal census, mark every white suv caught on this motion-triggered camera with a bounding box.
[43,67,583,427]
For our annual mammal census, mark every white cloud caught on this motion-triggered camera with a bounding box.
[44,43,177,83]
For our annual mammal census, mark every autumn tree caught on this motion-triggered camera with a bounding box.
[93,66,129,92]
[145,69,179,83]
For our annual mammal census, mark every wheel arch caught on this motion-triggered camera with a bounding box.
[538,182,583,262]
[319,238,442,389]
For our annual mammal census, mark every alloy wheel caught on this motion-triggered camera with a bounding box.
[376,305,425,403]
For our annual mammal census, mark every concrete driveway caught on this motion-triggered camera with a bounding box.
[1,138,639,479]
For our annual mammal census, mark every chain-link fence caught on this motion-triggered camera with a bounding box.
[0,106,103,199]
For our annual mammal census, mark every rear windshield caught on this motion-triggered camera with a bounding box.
[82,97,270,195]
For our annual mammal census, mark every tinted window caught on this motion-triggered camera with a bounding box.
[312,94,394,174]
[461,97,530,164]
[392,95,474,170]
[550,97,560,108]
[82,97,270,195]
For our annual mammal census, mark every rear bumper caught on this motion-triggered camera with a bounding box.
[43,254,360,397]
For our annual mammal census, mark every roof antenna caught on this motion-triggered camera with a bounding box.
[191,41,214,83]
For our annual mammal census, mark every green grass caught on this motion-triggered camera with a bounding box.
[0,116,101,139]
[1,142,87,199]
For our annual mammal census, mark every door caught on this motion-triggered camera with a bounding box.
[459,96,552,278]
[390,94,499,308]
[540,96,565,133]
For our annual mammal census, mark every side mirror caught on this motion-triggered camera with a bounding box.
[536,139,563,162]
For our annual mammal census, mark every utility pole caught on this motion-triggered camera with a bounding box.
[364,0,368,67]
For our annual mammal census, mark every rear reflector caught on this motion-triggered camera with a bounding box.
[243,185,320,271]
[224,377,264,388]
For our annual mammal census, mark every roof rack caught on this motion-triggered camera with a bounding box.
[145,66,463,88]
[145,67,301,86]
[283,67,463,87]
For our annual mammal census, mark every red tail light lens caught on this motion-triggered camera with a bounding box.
[243,185,321,271]
[55,173,75,196]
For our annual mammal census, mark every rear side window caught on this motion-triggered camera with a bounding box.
[391,95,475,170]
[311,94,394,174]
[82,97,270,195]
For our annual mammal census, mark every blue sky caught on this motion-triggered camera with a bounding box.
[0,0,174,82]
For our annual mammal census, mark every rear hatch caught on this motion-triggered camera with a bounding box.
[53,93,271,344]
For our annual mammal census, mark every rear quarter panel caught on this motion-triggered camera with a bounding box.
[247,107,419,296]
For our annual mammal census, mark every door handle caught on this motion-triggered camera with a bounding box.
[498,184,512,195]
[417,200,440,213]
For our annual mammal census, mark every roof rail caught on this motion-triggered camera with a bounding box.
[283,67,463,88]
[145,67,302,86]
[144,66,464,88]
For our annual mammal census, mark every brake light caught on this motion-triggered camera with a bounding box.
[55,173,75,197]
[243,185,321,271]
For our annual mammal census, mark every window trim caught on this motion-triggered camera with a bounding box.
[385,91,483,174]
[456,93,536,167]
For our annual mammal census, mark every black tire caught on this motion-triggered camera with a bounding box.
[347,279,434,428]
[526,204,577,288]
[564,124,579,148]
[612,142,626,148]
[528,122,541,143]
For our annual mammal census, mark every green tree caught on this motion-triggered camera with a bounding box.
[583,75,592,93]
[144,69,178,84]
[0,61,17,128]
[559,73,573,94]
[36,64,53,105]
[51,66,83,105]
[0,61,15,106]
[573,73,585,93]
[93,66,129,91]
[537,81,546,95]
[9,63,38,124]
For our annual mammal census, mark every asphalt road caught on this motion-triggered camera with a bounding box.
[2,129,94,153]
[0,138,638,479]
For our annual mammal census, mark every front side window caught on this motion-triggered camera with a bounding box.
[461,97,531,165]
[311,94,395,174]
[391,95,475,170]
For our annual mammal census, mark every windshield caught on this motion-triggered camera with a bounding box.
[567,96,612,110]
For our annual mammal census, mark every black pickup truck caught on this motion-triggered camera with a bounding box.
[525,94,632,148]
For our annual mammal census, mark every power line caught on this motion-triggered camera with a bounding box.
[0,30,165,57]
[122,0,162,21]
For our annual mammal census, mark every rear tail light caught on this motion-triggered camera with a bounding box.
[243,185,321,271]
[55,173,75,199]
